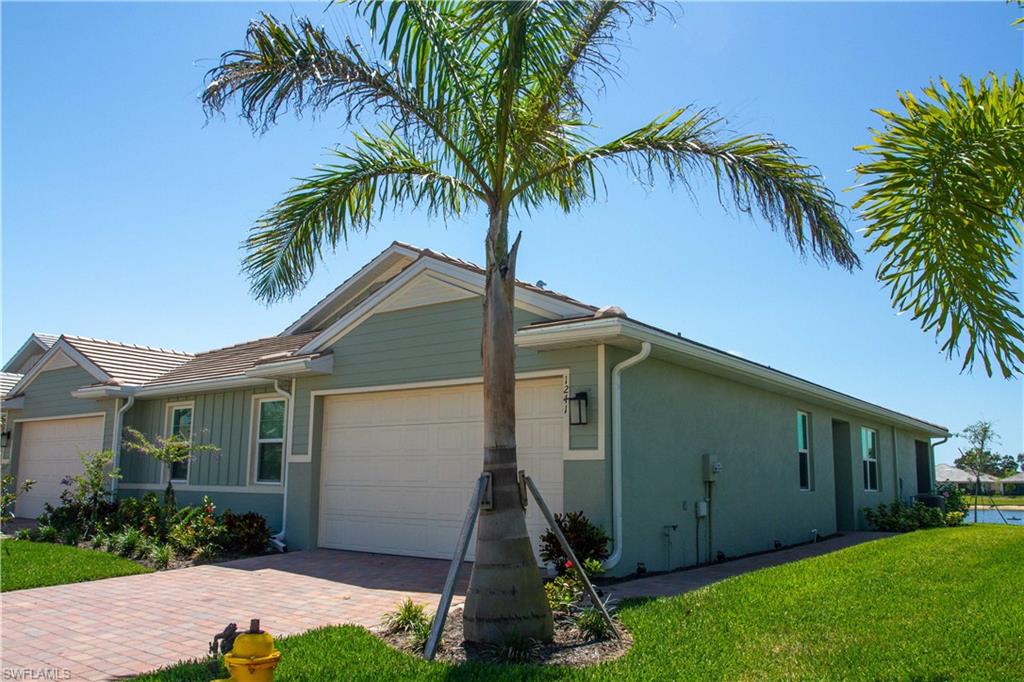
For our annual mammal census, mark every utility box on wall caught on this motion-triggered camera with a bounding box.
[702,453,721,482]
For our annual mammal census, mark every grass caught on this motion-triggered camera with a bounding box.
[965,494,1024,508]
[135,525,1023,681]
[1,539,151,591]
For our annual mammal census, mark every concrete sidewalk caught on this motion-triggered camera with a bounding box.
[607,532,891,599]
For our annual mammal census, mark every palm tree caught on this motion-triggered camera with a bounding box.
[203,1,858,644]
[854,73,1024,379]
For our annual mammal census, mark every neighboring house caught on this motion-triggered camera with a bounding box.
[0,243,948,576]
[1000,472,1024,496]
[935,463,1004,495]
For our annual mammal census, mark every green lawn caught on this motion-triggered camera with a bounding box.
[966,494,1024,508]
[135,525,1023,681]
[1,539,151,591]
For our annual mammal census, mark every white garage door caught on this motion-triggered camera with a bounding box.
[16,415,104,519]
[319,377,565,561]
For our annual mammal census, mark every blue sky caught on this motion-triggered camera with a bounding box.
[2,2,1021,463]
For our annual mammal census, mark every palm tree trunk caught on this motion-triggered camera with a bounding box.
[462,204,554,644]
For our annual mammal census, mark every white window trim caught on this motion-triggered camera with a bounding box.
[250,394,287,486]
[862,426,880,492]
[797,410,812,491]
[164,401,195,484]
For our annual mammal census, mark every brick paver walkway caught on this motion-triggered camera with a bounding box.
[0,550,468,681]
[606,531,891,599]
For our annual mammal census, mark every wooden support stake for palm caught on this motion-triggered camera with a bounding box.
[523,473,619,639]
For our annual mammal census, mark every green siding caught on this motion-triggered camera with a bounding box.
[121,388,276,488]
[6,366,117,481]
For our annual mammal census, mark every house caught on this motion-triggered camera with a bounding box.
[0,242,948,576]
[935,464,1004,495]
[1000,472,1024,496]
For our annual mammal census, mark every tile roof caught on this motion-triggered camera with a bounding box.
[935,463,1000,483]
[144,332,320,387]
[0,372,23,397]
[33,333,59,349]
[61,335,194,386]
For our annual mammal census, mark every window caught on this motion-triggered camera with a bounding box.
[861,427,879,491]
[797,411,811,491]
[166,403,193,482]
[254,398,285,483]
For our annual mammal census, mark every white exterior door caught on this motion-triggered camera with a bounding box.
[319,377,565,560]
[16,415,104,519]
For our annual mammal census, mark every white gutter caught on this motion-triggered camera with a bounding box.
[517,318,948,437]
[604,341,651,571]
[269,379,294,552]
[111,395,136,496]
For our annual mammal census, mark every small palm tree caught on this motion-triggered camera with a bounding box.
[203,1,858,643]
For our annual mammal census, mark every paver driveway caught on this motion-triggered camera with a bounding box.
[0,550,468,681]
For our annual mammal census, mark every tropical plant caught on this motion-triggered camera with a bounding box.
[854,61,1024,377]
[1,474,34,524]
[540,510,611,573]
[382,598,430,635]
[937,481,970,517]
[203,1,857,643]
[122,427,219,496]
[862,501,944,532]
[222,510,271,555]
[573,603,617,641]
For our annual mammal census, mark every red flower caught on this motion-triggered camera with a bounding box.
[564,560,573,569]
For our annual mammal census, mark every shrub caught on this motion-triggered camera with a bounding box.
[168,498,224,554]
[91,532,107,549]
[149,544,173,569]
[574,605,616,642]
[195,543,220,563]
[539,511,611,573]
[945,511,966,527]
[14,529,32,541]
[409,618,432,653]
[222,511,271,555]
[107,493,165,539]
[116,528,144,558]
[1,474,35,524]
[938,482,970,517]
[545,573,582,613]
[37,525,58,543]
[863,501,945,532]
[382,598,430,634]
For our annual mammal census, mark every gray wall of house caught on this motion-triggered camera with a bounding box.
[613,353,935,576]
[4,366,117,482]
[284,296,603,550]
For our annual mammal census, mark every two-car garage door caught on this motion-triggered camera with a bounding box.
[15,415,103,519]
[319,377,565,560]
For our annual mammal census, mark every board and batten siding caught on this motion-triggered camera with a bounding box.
[121,388,275,488]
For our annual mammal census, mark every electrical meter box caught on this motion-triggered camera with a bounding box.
[702,453,721,482]
[695,500,709,518]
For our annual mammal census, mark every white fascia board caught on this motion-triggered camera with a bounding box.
[71,385,138,399]
[298,257,592,356]
[516,318,949,437]
[6,339,110,397]
[281,244,421,336]
[245,353,334,379]
[132,376,273,398]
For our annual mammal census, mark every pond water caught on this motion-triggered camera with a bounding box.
[963,508,1024,526]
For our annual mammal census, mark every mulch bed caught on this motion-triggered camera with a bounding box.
[378,606,632,667]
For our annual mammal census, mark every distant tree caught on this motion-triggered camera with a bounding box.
[994,454,1019,477]
[955,420,1001,521]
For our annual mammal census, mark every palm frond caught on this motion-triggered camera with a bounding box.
[854,73,1024,377]
[243,130,480,302]
[516,107,860,270]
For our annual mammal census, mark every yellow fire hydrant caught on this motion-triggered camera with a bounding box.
[212,619,281,682]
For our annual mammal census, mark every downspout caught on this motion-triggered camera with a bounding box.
[930,436,948,494]
[111,395,135,497]
[269,379,294,552]
[604,341,652,571]
[892,425,900,503]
